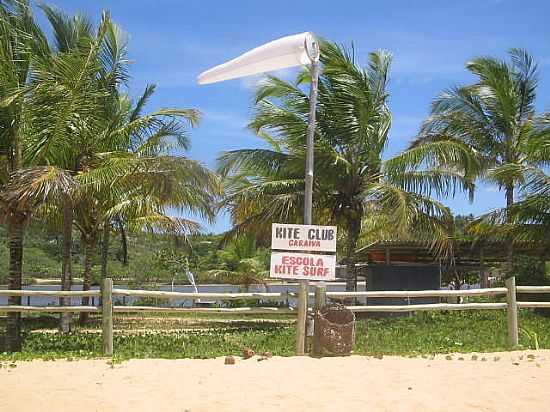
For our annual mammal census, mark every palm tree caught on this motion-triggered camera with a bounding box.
[471,131,550,247]
[40,4,128,284]
[36,149,219,324]
[21,8,122,332]
[70,92,219,322]
[0,3,220,344]
[91,83,206,279]
[0,0,50,351]
[413,49,550,276]
[218,42,472,291]
[3,6,139,333]
[206,236,270,291]
[27,9,219,326]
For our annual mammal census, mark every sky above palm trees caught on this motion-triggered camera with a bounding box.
[36,0,550,232]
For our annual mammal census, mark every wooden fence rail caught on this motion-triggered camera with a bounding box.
[0,306,100,313]
[325,288,508,298]
[112,289,285,300]
[346,302,509,312]
[516,286,550,293]
[113,306,294,314]
[0,290,100,297]
[1,276,550,355]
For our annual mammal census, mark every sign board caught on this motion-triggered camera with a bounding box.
[271,223,337,252]
[270,251,336,281]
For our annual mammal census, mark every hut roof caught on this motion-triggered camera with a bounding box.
[355,240,547,268]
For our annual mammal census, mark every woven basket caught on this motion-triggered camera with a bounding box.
[315,304,356,355]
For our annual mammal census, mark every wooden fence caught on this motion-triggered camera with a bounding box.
[1,276,550,356]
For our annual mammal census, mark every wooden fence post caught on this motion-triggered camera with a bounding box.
[101,278,113,356]
[312,284,326,357]
[505,276,519,348]
[296,281,309,355]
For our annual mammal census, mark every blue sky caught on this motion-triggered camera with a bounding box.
[37,0,550,233]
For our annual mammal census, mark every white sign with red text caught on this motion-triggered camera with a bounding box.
[271,223,337,252]
[270,251,336,281]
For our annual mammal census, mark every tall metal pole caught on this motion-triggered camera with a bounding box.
[296,57,320,355]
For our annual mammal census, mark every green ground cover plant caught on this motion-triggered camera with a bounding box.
[1,310,548,361]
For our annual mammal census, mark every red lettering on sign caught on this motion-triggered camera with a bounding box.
[303,266,330,277]
[288,239,322,248]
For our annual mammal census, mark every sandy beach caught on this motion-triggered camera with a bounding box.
[2,350,549,412]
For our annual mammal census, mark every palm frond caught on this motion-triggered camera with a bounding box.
[1,166,76,211]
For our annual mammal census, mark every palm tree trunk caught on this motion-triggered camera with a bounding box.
[505,184,514,277]
[117,218,128,266]
[60,197,73,333]
[79,234,96,325]
[6,212,26,352]
[101,222,110,278]
[345,219,361,292]
[6,122,25,351]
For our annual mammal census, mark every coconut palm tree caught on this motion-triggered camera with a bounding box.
[0,3,219,343]
[35,149,220,324]
[3,6,142,333]
[218,42,473,291]
[471,128,550,247]
[205,236,270,291]
[0,0,51,351]
[26,8,219,326]
[20,9,123,332]
[92,83,204,279]
[70,95,220,322]
[413,49,550,275]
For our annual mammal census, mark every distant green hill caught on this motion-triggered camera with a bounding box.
[0,224,225,286]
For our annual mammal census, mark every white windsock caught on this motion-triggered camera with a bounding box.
[197,32,319,85]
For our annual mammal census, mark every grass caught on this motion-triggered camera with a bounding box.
[1,315,295,361]
[1,310,550,361]
[358,310,550,356]
[13,324,295,361]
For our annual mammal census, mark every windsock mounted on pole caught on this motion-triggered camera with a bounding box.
[197,32,321,356]
[197,32,319,84]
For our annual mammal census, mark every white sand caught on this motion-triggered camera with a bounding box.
[2,350,549,412]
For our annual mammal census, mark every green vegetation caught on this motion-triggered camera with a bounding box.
[414,49,550,276]
[1,310,549,361]
[360,311,549,356]
[218,43,471,292]
[1,1,549,357]
[0,1,220,349]
[0,225,270,286]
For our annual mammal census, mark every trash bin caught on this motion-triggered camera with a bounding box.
[315,304,356,355]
